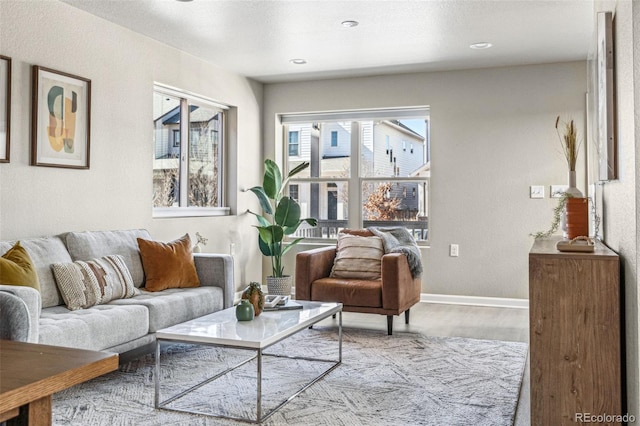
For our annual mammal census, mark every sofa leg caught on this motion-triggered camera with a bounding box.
[405,309,410,325]
[387,315,393,335]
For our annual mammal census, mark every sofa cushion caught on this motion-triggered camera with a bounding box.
[64,229,151,288]
[108,286,223,332]
[39,304,149,351]
[311,277,382,308]
[52,255,138,311]
[137,234,200,292]
[0,237,72,308]
[0,242,40,291]
[330,233,384,280]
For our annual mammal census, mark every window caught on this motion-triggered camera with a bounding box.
[289,184,299,202]
[172,129,180,148]
[331,131,338,147]
[282,108,430,242]
[152,84,229,217]
[288,131,300,156]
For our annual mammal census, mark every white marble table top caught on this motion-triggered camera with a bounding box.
[156,301,342,349]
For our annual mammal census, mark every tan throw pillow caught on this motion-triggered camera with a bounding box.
[52,255,138,310]
[137,234,200,292]
[0,242,40,291]
[330,233,384,280]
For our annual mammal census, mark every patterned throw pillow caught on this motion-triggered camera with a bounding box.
[51,255,138,310]
[330,233,384,280]
[0,242,40,291]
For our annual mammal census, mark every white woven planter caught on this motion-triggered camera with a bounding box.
[266,276,292,296]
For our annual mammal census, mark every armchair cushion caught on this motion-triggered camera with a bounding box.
[330,233,384,280]
[311,277,382,308]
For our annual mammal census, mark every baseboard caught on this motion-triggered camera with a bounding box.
[421,293,529,309]
[239,288,529,309]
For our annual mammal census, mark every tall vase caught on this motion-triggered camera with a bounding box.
[563,170,588,239]
[565,171,583,197]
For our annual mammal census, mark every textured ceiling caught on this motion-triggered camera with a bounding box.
[61,0,595,83]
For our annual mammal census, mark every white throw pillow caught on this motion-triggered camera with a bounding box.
[330,234,384,280]
[51,255,138,310]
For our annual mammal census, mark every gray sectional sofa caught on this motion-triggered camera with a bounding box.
[0,229,234,353]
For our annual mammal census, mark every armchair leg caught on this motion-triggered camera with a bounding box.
[387,315,393,335]
[405,309,410,325]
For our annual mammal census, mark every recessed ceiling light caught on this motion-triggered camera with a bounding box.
[341,20,359,28]
[290,59,307,65]
[470,42,493,50]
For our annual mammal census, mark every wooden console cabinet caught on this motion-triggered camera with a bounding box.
[529,237,622,426]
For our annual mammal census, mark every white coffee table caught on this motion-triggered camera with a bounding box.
[154,301,342,423]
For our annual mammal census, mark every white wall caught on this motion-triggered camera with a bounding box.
[264,62,588,300]
[0,0,264,291]
[598,0,640,419]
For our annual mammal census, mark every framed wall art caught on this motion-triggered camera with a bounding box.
[0,55,10,163]
[596,11,617,181]
[31,65,91,169]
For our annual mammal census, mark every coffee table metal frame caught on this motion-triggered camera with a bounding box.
[154,301,342,424]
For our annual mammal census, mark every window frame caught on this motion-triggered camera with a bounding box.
[152,83,230,218]
[281,107,430,244]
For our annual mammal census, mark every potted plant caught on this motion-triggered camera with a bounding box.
[248,159,317,295]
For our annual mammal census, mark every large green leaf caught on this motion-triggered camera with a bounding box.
[263,159,282,200]
[248,186,273,215]
[287,162,309,178]
[247,210,271,227]
[282,162,310,193]
[256,225,284,246]
[281,238,305,256]
[258,235,272,256]
[274,197,300,228]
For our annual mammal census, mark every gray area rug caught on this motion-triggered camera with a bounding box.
[53,327,528,425]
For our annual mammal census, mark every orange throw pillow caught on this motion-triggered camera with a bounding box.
[137,234,200,292]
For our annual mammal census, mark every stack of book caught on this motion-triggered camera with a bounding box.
[263,295,303,311]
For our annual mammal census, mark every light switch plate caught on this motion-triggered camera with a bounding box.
[551,185,569,198]
[530,185,545,199]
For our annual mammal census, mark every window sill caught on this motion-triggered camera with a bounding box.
[153,207,231,219]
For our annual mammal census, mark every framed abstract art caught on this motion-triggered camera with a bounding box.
[0,55,10,163]
[31,65,91,169]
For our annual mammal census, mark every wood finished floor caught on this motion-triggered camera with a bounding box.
[315,302,531,426]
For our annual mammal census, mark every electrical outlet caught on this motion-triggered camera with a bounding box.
[449,244,459,257]
[530,185,545,199]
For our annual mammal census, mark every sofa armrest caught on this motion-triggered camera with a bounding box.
[381,253,422,312]
[0,285,41,343]
[193,254,234,309]
[295,246,337,301]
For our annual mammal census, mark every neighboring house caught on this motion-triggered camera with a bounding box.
[287,120,427,222]
[152,104,222,207]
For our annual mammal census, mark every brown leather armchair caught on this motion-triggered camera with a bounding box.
[295,232,421,335]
